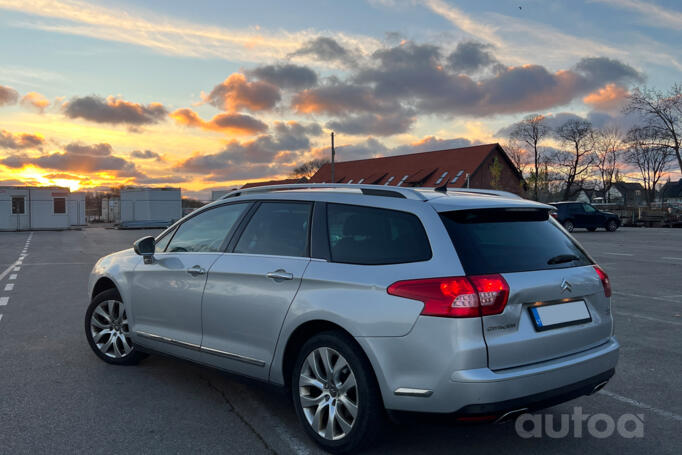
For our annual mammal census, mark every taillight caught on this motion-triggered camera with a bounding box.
[593,265,611,297]
[387,274,509,318]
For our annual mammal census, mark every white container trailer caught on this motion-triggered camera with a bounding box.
[68,191,87,226]
[119,187,181,228]
[0,186,71,231]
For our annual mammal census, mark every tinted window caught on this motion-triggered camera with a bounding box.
[583,203,596,213]
[327,203,431,265]
[440,208,592,275]
[53,197,66,214]
[234,202,311,257]
[166,203,248,253]
[568,204,584,214]
[11,197,25,214]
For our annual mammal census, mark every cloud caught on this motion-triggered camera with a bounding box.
[20,91,50,113]
[446,41,502,74]
[134,175,188,184]
[171,108,268,136]
[583,83,630,112]
[0,0,380,67]
[289,37,357,66]
[574,57,644,86]
[593,0,682,31]
[326,135,480,162]
[0,84,19,106]
[327,112,415,136]
[1,141,141,177]
[202,73,280,112]
[175,121,320,178]
[131,149,162,160]
[249,64,318,90]
[292,79,401,115]
[0,130,45,150]
[63,95,168,125]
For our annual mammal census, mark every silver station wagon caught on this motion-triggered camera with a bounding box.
[85,183,619,453]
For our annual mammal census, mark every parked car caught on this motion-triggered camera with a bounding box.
[550,202,621,232]
[85,184,618,453]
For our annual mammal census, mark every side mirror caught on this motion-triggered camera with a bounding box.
[133,236,156,264]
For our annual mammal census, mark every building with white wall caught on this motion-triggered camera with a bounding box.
[119,187,182,228]
[0,186,83,231]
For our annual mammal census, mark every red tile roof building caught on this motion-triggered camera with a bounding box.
[309,143,525,194]
[241,177,307,189]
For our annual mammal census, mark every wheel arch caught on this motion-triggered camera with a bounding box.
[91,276,119,300]
[279,319,380,391]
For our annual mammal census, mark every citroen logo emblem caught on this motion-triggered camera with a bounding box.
[560,279,572,293]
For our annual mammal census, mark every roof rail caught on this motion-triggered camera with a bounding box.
[221,183,429,201]
[446,188,523,199]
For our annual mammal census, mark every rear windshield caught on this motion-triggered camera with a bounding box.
[440,208,592,275]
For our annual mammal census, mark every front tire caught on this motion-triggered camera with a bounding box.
[291,331,385,453]
[85,288,146,365]
[606,219,619,232]
[563,220,575,232]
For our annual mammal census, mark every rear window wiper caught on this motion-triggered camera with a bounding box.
[547,254,580,265]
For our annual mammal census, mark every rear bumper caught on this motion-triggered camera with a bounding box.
[358,317,619,413]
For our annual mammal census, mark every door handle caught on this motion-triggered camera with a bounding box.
[187,265,206,276]
[266,269,293,281]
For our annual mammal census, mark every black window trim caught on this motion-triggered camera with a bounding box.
[324,201,433,266]
[157,201,255,254]
[227,199,314,258]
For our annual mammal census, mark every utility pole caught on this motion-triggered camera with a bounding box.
[331,132,335,183]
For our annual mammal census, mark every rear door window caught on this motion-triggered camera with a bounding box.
[234,201,312,257]
[327,203,431,265]
[440,208,592,275]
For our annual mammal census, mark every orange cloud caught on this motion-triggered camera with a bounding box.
[583,83,629,112]
[20,92,50,113]
[202,73,280,112]
[171,108,268,136]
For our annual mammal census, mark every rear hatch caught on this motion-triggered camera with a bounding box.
[440,207,613,371]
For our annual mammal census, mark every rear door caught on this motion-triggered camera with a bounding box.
[440,208,613,370]
[200,201,312,379]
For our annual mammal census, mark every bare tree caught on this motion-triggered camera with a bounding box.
[502,139,528,176]
[510,114,549,200]
[625,84,682,173]
[290,159,329,179]
[624,126,675,205]
[592,127,622,202]
[553,119,595,200]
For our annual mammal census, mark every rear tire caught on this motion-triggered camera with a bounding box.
[85,288,147,365]
[563,220,575,232]
[291,331,385,453]
[606,220,619,232]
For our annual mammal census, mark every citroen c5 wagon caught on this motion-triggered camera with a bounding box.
[85,184,619,453]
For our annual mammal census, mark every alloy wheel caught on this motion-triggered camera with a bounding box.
[89,299,133,358]
[298,347,359,441]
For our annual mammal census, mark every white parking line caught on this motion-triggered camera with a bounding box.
[13,267,20,272]
[613,291,681,304]
[9,274,17,280]
[0,297,8,306]
[662,257,682,261]
[599,389,682,422]
[604,252,633,256]
[614,310,682,326]
[0,261,19,281]
[4,284,14,291]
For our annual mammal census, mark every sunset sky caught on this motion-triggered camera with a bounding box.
[1,0,681,199]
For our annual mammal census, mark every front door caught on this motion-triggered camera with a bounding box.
[201,201,312,378]
[130,202,251,352]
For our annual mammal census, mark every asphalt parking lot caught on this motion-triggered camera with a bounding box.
[0,227,680,454]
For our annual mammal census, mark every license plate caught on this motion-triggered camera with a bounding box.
[529,300,591,331]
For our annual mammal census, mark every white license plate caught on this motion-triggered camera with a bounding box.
[529,300,591,331]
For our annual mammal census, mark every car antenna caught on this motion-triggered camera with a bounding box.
[435,182,448,193]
